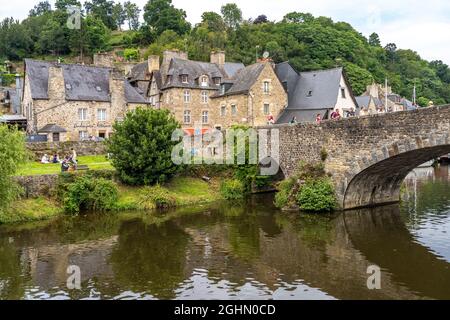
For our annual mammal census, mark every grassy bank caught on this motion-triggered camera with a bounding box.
[16,155,113,176]
[1,176,223,225]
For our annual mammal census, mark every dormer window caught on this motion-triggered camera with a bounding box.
[200,75,209,87]
[65,83,72,90]
[181,74,188,84]
[214,77,221,86]
[96,86,102,92]
[167,75,172,84]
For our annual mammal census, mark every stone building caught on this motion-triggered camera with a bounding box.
[22,59,150,142]
[128,50,288,129]
[275,62,359,123]
[358,82,416,113]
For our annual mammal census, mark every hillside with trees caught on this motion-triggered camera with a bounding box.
[1,0,450,104]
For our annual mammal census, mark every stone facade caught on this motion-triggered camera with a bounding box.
[15,174,59,198]
[22,60,149,142]
[26,141,106,160]
[262,104,450,210]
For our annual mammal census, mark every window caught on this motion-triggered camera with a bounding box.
[201,91,208,104]
[181,74,188,83]
[264,104,270,115]
[220,85,226,95]
[202,111,209,124]
[52,133,60,142]
[184,110,191,124]
[220,105,226,116]
[263,81,270,94]
[167,75,172,84]
[98,131,106,139]
[184,90,191,103]
[79,131,89,141]
[341,88,346,98]
[214,77,221,85]
[97,108,107,121]
[231,104,237,115]
[200,76,208,87]
[78,108,88,121]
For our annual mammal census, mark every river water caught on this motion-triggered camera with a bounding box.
[1,166,450,300]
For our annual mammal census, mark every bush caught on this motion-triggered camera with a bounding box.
[106,108,181,186]
[62,177,118,214]
[296,178,336,212]
[220,179,245,200]
[124,48,139,61]
[139,185,176,209]
[274,177,297,209]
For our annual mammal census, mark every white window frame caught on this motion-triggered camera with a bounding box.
[263,103,270,115]
[97,108,107,122]
[78,108,88,121]
[263,81,270,94]
[201,91,208,104]
[79,131,89,141]
[181,74,188,84]
[184,110,191,124]
[184,90,191,103]
[231,104,237,115]
[200,75,208,87]
[220,105,226,117]
[202,111,209,124]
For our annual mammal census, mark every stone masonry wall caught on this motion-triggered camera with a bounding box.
[15,174,59,198]
[262,104,450,209]
[26,141,106,160]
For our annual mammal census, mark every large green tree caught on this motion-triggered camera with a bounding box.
[0,126,27,216]
[221,3,242,29]
[106,108,181,186]
[124,1,141,30]
[84,0,116,30]
[143,0,190,36]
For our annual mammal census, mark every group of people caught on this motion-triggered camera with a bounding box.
[40,148,78,172]
[266,108,355,125]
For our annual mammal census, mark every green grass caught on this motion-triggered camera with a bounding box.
[16,155,113,176]
[0,197,62,224]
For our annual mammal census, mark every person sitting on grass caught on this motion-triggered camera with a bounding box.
[52,154,60,164]
[61,159,70,172]
[41,154,50,164]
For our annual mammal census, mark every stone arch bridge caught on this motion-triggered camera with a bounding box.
[262,104,450,210]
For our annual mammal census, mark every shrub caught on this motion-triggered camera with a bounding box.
[124,48,139,61]
[139,185,176,209]
[220,179,245,200]
[62,177,118,214]
[296,178,336,212]
[274,177,297,209]
[106,108,181,186]
[320,148,328,162]
[0,125,28,215]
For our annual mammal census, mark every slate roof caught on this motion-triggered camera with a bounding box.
[128,61,149,82]
[217,63,265,97]
[38,123,67,133]
[25,59,148,104]
[355,95,372,109]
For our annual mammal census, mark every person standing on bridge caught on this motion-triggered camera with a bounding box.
[316,114,322,124]
[331,109,341,120]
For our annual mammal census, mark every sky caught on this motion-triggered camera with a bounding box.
[2,0,450,64]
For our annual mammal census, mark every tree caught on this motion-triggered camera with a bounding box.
[106,108,181,186]
[221,3,242,29]
[143,0,191,36]
[124,1,141,30]
[368,32,381,47]
[112,2,126,31]
[69,15,110,56]
[282,12,314,24]
[200,11,226,32]
[0,126,27,215]
[29,1,52,17]
[84,0,116,30]
[253,15,268,24]
[37,16,70,55]
[55,0,81,11]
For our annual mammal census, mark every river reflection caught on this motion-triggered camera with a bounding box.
[1,166,450,300]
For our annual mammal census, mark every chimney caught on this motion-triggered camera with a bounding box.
[48,65,65,101]
[94,53,114,68]
[148,55,160,72]
[110,70,126,117]
[14,73,22,114]
[162,50,188,76]
[210,51,225,66]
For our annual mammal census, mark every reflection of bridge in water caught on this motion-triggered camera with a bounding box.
[1,197,449,300]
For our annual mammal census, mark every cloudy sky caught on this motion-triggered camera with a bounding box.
[2,0,450,64]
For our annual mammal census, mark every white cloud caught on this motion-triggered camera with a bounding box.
[1,0,450,64]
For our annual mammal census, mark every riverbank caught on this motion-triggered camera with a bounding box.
[0,176,224,225]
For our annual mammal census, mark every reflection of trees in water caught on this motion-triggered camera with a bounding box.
[0,238,24,300]
[109,219,189,299]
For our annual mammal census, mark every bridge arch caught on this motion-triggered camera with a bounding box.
[343,144,450,209]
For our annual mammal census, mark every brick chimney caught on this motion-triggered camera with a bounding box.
[48,65,65,101]
[210,51,226,66]
[109,70,126,117]
[148,55,160,72]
